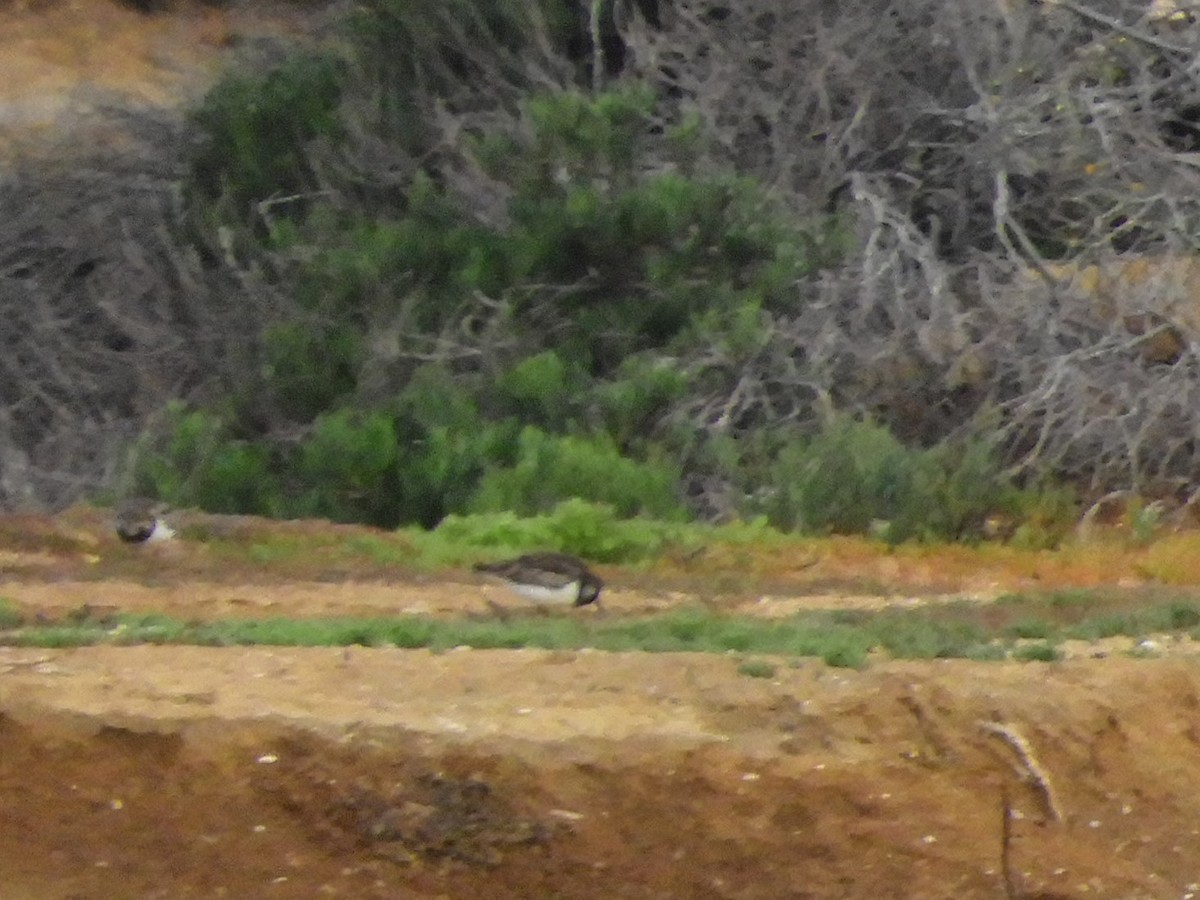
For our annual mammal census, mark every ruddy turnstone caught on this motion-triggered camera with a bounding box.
[473,552,603,609]
[114,498,175,544]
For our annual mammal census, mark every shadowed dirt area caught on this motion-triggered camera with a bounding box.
[1,510,1200,897]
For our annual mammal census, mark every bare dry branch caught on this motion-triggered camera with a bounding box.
[979,720,1065,824]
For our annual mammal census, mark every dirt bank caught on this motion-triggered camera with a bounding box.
[1,641,1199,898]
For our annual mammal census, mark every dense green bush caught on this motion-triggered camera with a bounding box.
[274,87,824,382]
[593,355,689,447]
[755,417,1023,542]
[469,427,685,519]
[130,397,684,530]
[469,89,819,375]
[494,351,582,426]
[414,497,691,563]
[294,410,401,524]
[189,53,346,214]
[131,405,282,515]
[159,76,840,529]
[263,323,362,421]
[128,392,1038,543]
[385,365,513,527]
[147,9,1066,542]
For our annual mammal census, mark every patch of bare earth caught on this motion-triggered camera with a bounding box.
[2,647,1200,899]
[0,0,330,162]
[1,511,1200,896]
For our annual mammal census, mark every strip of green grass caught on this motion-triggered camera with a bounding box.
[3,587,1198,666]
[0,598,23,630]
[0,610,881,665]
[3,588,1199,666]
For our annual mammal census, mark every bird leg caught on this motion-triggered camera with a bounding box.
[482,587,512,621]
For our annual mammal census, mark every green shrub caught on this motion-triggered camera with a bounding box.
[411,498,687,564]
[1067,614,1136,641]
[495,351,582,425]
[593,356,689,446]
[390,367,515,527]
[925,437,1022,540]
[294,409,401,524]
[174,27,1091,543]
[544,497,688,561]
[292,176,499,332]
[1047,589,1098,609]
[1127,499,1164,546]
[170,72,851,529]
[475,87,655,191]
[264,322,362,421]
[189,53,346,212]
[1164,601,1200,629]
[999,482,1077,550]
[468,88,825,375]
[756,417,1025,542]
[196,442,280,514]
[819,639,870,669]
[964,643,1008,661]
[469,427,684,519]
[132,404,281,515]
[758,418,930,537]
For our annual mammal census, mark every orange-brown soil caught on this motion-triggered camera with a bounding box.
[0,0,324,160]
[1,509,1200,898]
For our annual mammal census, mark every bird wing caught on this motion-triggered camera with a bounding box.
[476,553,589,588]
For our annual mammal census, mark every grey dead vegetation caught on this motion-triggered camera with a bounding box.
[0,105,272,508]
[614,0,1200,501]
[8,0,1200,513]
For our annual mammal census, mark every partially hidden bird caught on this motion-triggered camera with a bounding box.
[114,498,176,544]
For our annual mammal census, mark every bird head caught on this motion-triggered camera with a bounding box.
[575,576,603,607]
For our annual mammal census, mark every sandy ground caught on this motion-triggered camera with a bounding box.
[3,642,1200,899]
[1,510,1200,898]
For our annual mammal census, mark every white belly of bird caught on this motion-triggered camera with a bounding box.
[146,520,176,542]
[507,580,580,605]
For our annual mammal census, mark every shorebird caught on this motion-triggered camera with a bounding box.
[114,498,175,544]
[473,552,603,611]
